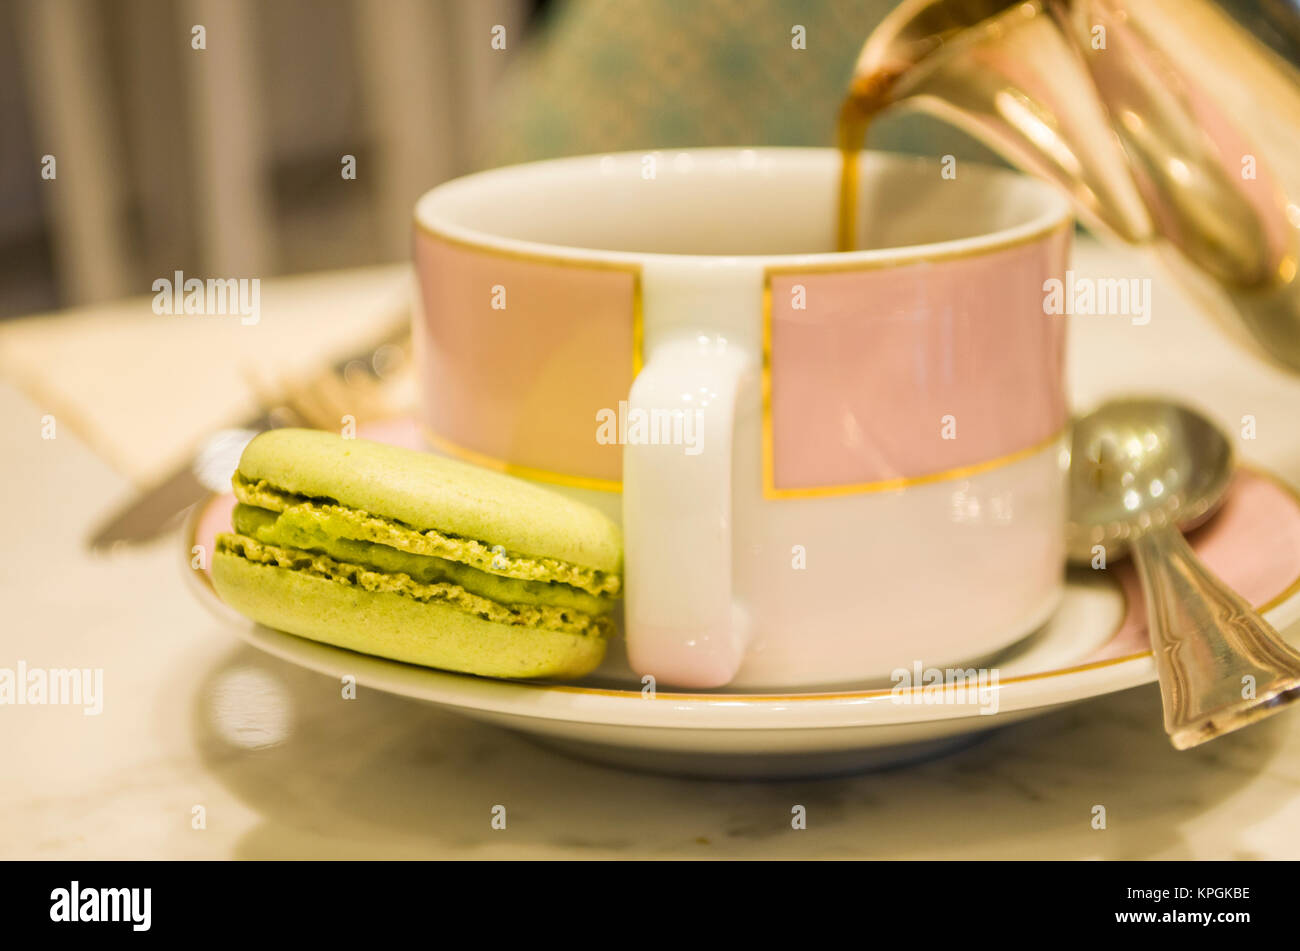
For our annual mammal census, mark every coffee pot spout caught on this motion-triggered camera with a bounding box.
[852,0,1300,371]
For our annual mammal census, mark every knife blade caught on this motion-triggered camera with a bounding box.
[88,422,272,551]
[87,316,410,551]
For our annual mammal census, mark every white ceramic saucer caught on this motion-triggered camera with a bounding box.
[184,469,1300,778]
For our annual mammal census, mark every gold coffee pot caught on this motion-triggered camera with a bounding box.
[850,0,1300,370]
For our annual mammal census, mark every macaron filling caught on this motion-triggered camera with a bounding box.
[229,504,611,616]
[232,472,621,598]
[216,533,610,638]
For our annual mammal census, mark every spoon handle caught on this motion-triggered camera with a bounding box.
[1130,523,1300,748]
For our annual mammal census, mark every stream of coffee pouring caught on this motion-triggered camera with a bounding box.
[839,0,1300,372]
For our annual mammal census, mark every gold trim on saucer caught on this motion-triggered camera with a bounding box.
[546,648,1156,703]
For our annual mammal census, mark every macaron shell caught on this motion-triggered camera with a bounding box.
[236,429,622,574]
[212,551,608,680]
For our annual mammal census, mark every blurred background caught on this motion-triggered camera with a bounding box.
[0,0,1012,320]
[4,0,1291,320]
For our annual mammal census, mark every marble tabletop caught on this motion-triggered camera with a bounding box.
[4,240,1300,859]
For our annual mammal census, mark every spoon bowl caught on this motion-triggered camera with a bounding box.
[1066,397,1300,748]
[1067,398,1233,563]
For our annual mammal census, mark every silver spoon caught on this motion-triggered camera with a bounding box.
[1067,397,1300,748]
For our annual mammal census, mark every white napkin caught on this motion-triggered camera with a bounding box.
[0,264,411,485]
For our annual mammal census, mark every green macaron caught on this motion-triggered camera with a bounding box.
[211,429,622,679]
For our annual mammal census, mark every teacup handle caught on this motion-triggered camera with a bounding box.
[623,333,752,688]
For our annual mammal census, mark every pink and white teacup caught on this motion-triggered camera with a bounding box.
[413,148,1072,688]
